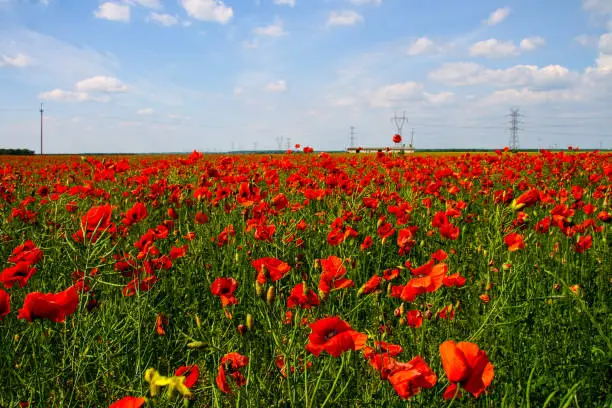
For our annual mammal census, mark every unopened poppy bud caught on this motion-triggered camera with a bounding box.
[318,289,328,301]
[424,310,432,320]
[187,341,206,349]
[553,283,560,292]
[255,282,264,298]
[266,286,276,304]
[502,262,512,270]
[485,281,494,291]
[394,303,405,317]
[246,313,254,330]
[419,240,425,247]
[237,324,247,336]
[14,334,19,342]
[195,314,201,329]
[398,317,406,325]
[387,282,392,297]
[224,309,233,320]
[235,252,239,263]
[314,259,320,269]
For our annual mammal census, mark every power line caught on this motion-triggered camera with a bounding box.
[349,126,356,148]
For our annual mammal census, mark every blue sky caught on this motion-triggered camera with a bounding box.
[0,0,611,153]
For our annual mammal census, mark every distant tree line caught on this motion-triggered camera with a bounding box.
[0,148,35,155]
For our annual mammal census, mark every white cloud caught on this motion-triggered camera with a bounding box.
[520,37,546,51]
[94,2,130,22]
[469,39,519,58]
[273,0,295,6]
[243,39,259,49]
[38,89,109,102]
[329,97,358,107]
[0,53,30,67]
[147,12,179,26]
[424,91,454,105]
[599,32,612,53]
[482,88,582,105]
[137,108,154,115]
[327,10,363,27]
[520,36,546,51]
[574,34,598,47]
[407,37,437,56]
[349,0,382,4]
[253,20,286,37]
[265,80,288,92]
[75,76,128,92]
[429,63,580,90]
[484,7,510,26]
[179,0,233,24]
[582,0,612,15]
[369,82,423,108]
[126,0,161,8]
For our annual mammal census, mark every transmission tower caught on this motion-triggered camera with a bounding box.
[391,111,407,136]
[286,137,291,150]
[40,102,44,155]
[349,126,356,148]
[410,128,415,148]
[276,136,284,150]
[508,107,522,150]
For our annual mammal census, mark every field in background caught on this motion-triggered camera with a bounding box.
[0,150,610,407]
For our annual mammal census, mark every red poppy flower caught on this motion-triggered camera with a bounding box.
[251,257,291,285]
[156,312,167,335]
[175,364,200,388]
[109,396,145,408]
[393,134,402,144]
[8,240,43,265]
[81,203,113,231]
[17,285,79,323]
[0,263,37,289]
[387,356,438,400]
[511,189,540,210]
[169,245,188,260]
[397,228,417,255]
[383,268,400,281]
[363,341,404,362]
[391,263,448,302]
[406,310,423,328]
[286,283,320,309]
[216,352,249,394]
[358,275,383,296]
[121,202,148,226]
[305,316,368,357]
[439,340,494,399]
[73,204,116,243]
[210,277,239,307]
[360,235,373,251]
[122,276,158,297]
[504,232,525,252]
[574,235,592,253]
[442,273,466,288]
[0,289,10,320]
[318,255,354,294]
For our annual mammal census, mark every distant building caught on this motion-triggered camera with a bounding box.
[347,145,415,154]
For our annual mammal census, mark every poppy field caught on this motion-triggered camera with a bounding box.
[0,149,610,407]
